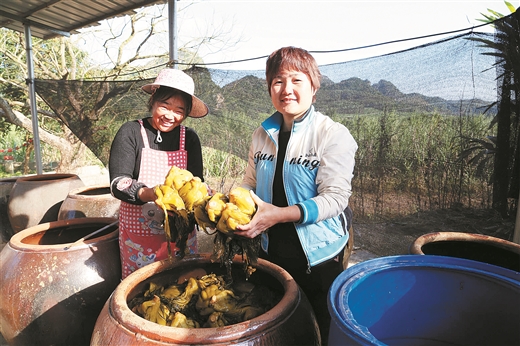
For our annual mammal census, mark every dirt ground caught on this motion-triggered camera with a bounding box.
[1,173,517,344]
[0,207,515,345]
[204,177,517,263]
[349,207,515,259]
[195,206,516,268]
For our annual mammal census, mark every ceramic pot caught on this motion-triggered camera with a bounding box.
[58,184,120,220]
[0,177,18,243]
[409,231,520,272]
[91,254,320,345]
[7,173,84,233]
[0,217,121,346]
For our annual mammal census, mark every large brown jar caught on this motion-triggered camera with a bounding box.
[7,173,84,233]
[58,184,120,220]
[0,217,121,346]
[0,177,18,243]
[91,254,321,345]
[410,231,520,272]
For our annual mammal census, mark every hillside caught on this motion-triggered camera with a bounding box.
[34,66,497,167]
[206,73,495,118]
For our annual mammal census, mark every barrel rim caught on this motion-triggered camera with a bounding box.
[328,255,520,345]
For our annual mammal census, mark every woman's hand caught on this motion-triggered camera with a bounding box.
[138,186,157,203]
[234,191,301,239]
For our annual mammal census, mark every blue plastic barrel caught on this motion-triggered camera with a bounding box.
[328,255,520,346]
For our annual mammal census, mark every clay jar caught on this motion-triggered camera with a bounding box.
[0,217,121,346]
[91,254,321,345]
[7,173,84,233]
[0,177,18,243]
[58,184,120,220]
[409,231,520,272]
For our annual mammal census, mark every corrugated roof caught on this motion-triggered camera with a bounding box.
[0,0,165,39]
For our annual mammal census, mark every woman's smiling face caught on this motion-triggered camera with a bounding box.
[150,94,187,132]
[270,69,315,120]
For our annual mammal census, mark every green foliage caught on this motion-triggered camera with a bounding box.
[317,77,493,116]
[0,124,28,177]
[459,135,496,179]
[201,147,246,193]
[340,112,494,215]
[469,8,519,217]
[185,109,266,162]
[477,1,516,23]
[0,125,27,162]
[1,20,507,219]
[218,75,274,117]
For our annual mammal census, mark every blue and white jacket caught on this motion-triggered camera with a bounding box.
[242,105,358,268]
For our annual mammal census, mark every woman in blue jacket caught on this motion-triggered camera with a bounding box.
[235,46,358,345]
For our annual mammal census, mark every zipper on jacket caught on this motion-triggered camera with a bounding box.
[282,124,313,275]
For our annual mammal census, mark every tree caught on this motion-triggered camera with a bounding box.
[468,4,519,218]
[0,29,94,173]
[0,3,242,173]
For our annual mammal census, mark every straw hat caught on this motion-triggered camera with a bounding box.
[142,68,209,118]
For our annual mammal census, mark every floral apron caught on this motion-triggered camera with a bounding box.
[119,120,197,278]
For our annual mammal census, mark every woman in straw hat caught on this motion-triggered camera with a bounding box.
[109,68,209,279]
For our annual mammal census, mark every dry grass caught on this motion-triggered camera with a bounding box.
[204,173,516,257]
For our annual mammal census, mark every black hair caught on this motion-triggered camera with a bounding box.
[147,86,193,117]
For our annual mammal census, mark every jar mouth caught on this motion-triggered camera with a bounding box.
[410,232,520,254]
[67,184,112,197]
[410,232,520,272]
[9,218,119,251]
[109,255,301,343]
[0,177,19,183]
[16,173,80,183]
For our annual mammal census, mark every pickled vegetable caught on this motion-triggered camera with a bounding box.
[128,272,281,328]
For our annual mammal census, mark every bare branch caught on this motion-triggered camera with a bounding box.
[0,96,60,143]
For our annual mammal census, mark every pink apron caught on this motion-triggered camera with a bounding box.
[119,120,198,278]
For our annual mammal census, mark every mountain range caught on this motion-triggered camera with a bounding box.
[209,74,496,118]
